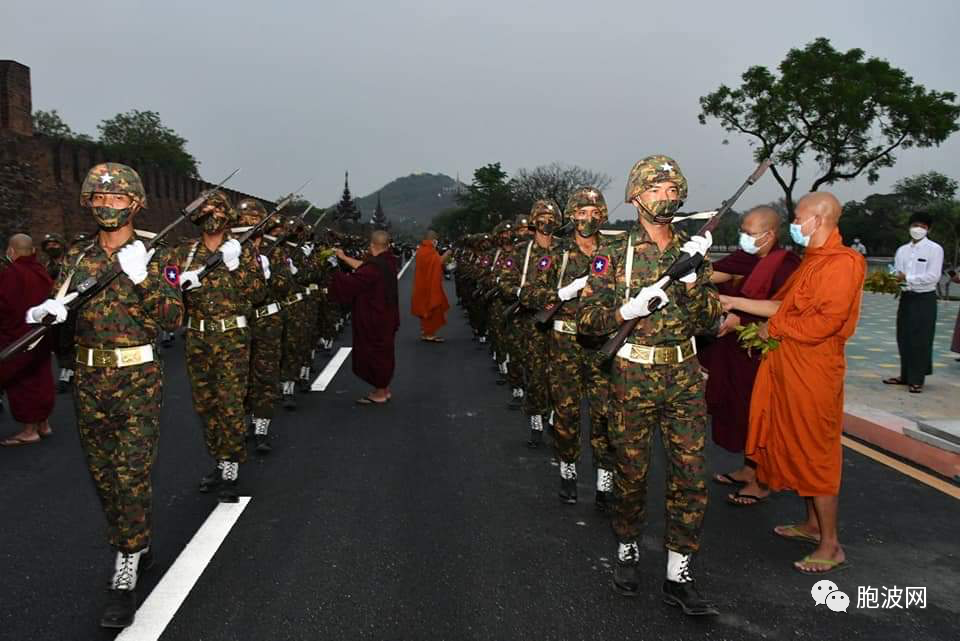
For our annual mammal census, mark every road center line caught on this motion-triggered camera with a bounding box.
[311,347,352,391]
[397,258,413,280]
[115,497,252,641]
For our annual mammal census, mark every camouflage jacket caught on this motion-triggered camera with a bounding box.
[171,234,267,321]
[521,233,622,323]
[498,237,561,308]
[577,224,721,345]
[261,244,295,305]
[53,236,184,348]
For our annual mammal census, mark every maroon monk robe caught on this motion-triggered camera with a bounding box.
[699,248,801,452]
[0,254,55,423]
[330,252,400,388]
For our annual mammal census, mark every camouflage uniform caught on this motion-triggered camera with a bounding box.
[525,188,617,504]
[171,192,267,484]
[56,164,184,554]
[577,157,721,612]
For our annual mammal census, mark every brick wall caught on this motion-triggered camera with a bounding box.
[0,60,273,245]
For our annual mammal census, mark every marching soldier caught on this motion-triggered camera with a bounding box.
[504,201,560,447]
[279,219,313,407]
[238,201,291,454]
[524,187,617,508]
[577,156,721,616]
[173,191,267,502]
[26,163,184,628]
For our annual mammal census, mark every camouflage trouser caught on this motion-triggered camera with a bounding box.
[487,299,504,357]
[548,330,613,468]
[74,360,162,552]
[303,294,320,364]
[609,356,708,554]
[518,313,550,416]
[503,312,525,389]
[317,294,337,342]
[186,328,250,463]
[246,312,283,419]
[281,300,308,381]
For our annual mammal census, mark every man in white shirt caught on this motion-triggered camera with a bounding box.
[883,212,943,393]
[851,238,867,256]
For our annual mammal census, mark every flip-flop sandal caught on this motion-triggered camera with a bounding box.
[713,473,746,486]
[727,490,770,506]
[355,396,388,405]
[793,555,851,575]
[909,385,923,394]
[1,435,42,447]
[773,524,821,545]
[882,377,905,385]
[421,336,445,343]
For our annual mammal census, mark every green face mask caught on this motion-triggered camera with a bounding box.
[576,218,600,238]
[202,212,229,234]
[92,206,135,230]
[637,199,680,225]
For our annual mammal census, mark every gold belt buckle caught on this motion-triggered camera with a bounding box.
[630,344,653,363]
[221,317,238,331]
[118,347,142,366]
[654,347,677,365]
[93,349,115,367]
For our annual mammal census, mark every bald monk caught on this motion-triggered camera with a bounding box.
[0,234,55,446]
[411,229,451,342]
[721,192,865,574]
[700,207,801,502]
[332,230,400,404]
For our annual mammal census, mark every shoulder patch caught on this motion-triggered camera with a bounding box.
[503,258,514,270]
[163,264,180,287]
[537,255,552,271]
[592,255,610,275]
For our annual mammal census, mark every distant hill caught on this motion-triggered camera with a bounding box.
[351,172,464,232]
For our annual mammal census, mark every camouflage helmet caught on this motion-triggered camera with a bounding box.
[236,198,267,227]
[624,155,687,204]
[72,232,92,245]
[41,233,66,249]
[565,186,608,221]
[203,190,237,221]
[80,163,147,208]
[530,199,561,220]
[514,214,533,230]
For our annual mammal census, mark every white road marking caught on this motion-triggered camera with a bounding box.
[311,347,352,391]
[397,258,413,280]
[115,497,252,641]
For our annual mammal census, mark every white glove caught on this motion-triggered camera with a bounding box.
[326,255,338,268]
[25,292,78,325]
[180,270,202,291]
[618,277,670,321]
[679,270,698,284]
[302,243,314,257]
[258,255,271,280]
[680,231,712,258]
[557,275,589,302]
[117,240,155,286]
[287,257,299,275]
[220,239,242,272]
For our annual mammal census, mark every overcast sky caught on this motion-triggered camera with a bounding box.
[5,0,959,220]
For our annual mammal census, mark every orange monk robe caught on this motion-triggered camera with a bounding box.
[411,240,450,335]
[746,229,866,496]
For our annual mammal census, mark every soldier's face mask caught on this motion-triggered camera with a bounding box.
[45,245,63,258]
[635,197,681,225]
[202,208,230,234]
[90,193,136,230]
[574,207,603,238]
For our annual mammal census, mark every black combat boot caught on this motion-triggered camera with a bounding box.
[612,542,641,597]
[218,462,239,503]
[662,551,719,616]
[595,468,614,513]
[558,462,578,504]
[100,551,141,629]
[198,464,222,493]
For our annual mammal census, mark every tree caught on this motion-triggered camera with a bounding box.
[31,109,92,141]
[97,110,199,177]
[840,193,908,257]
[431,163,523,238]
[511,163,612,213]
[893,171,960,267]
[699,38,960,215]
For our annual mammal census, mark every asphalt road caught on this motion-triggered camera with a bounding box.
[1,269,958,641]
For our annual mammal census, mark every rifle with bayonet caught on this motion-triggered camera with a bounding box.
[502,219,574,317]
[0,168,242,363]
[188,178,313,286]
[597,159,772,359]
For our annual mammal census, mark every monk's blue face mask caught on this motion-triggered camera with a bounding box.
[739,231,771,255]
